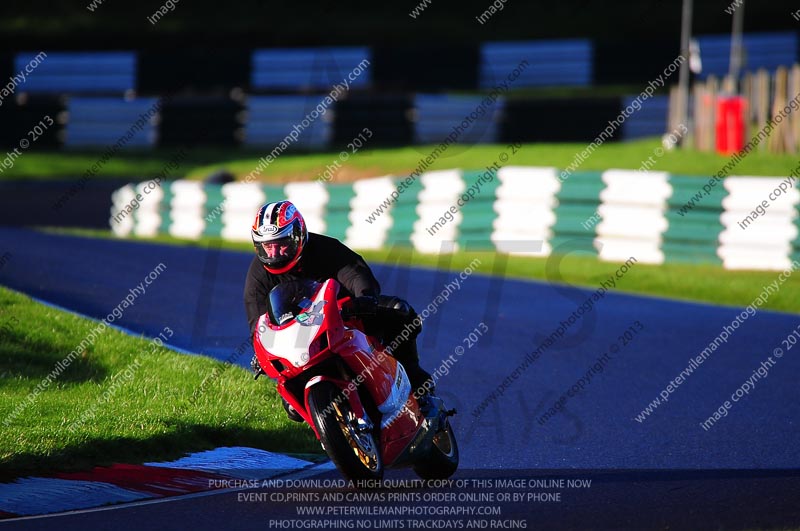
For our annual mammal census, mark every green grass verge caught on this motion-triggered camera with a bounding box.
[0,286,319,479]
[5,139,799,181]
[41,228,800,314]
[0,148,248,181]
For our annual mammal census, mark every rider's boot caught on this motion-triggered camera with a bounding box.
[281,397,304,422]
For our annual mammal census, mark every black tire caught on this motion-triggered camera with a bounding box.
[413,419,459,480]
[307,382,383,481]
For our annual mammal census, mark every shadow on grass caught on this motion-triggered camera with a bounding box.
[0,328,108,386]
[0,420,322,482]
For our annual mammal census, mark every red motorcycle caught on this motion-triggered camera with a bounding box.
[252,278,459,481]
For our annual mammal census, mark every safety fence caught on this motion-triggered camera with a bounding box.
[111,167,800,271]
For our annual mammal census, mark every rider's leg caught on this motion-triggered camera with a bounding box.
[374,295,435,397]
[391,339,435,397]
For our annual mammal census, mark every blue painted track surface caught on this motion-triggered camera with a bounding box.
[2,227,800,471]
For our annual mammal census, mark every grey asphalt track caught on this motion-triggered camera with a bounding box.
[1,228,799,529]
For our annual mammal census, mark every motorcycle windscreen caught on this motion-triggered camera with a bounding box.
[267,279,322,326]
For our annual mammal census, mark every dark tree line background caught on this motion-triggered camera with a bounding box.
[0,0,796,49]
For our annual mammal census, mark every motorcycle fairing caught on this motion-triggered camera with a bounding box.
[255,280,339,370]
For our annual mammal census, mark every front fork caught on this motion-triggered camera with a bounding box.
[303,375,369,439]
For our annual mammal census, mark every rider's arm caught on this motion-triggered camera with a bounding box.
[336,255,381,298]
[243,257,274,334]
[309,233,381,298]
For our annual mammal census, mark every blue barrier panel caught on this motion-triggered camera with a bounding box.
[65,97,158,148]
[244,95,331,149]
[251,47,371,91]
[414,94,504,144]
[621,95,669,140]
[14,52,136,94]
[696,32,798,79]
[479,40,592,88]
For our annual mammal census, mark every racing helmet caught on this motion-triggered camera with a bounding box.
[251,201,308,274]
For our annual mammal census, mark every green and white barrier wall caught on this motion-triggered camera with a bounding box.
[110,167,800,271]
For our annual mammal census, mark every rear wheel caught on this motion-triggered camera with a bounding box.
[413,419,459,480]
[307,382,383,481]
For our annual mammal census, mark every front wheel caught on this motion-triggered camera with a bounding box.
[307,382,383,481]
[413,419,459,480]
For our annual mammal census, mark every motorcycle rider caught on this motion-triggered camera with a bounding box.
[244,200,435,421]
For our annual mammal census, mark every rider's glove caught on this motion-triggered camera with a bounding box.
[251,354,265,380]
[342,295,378,319]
